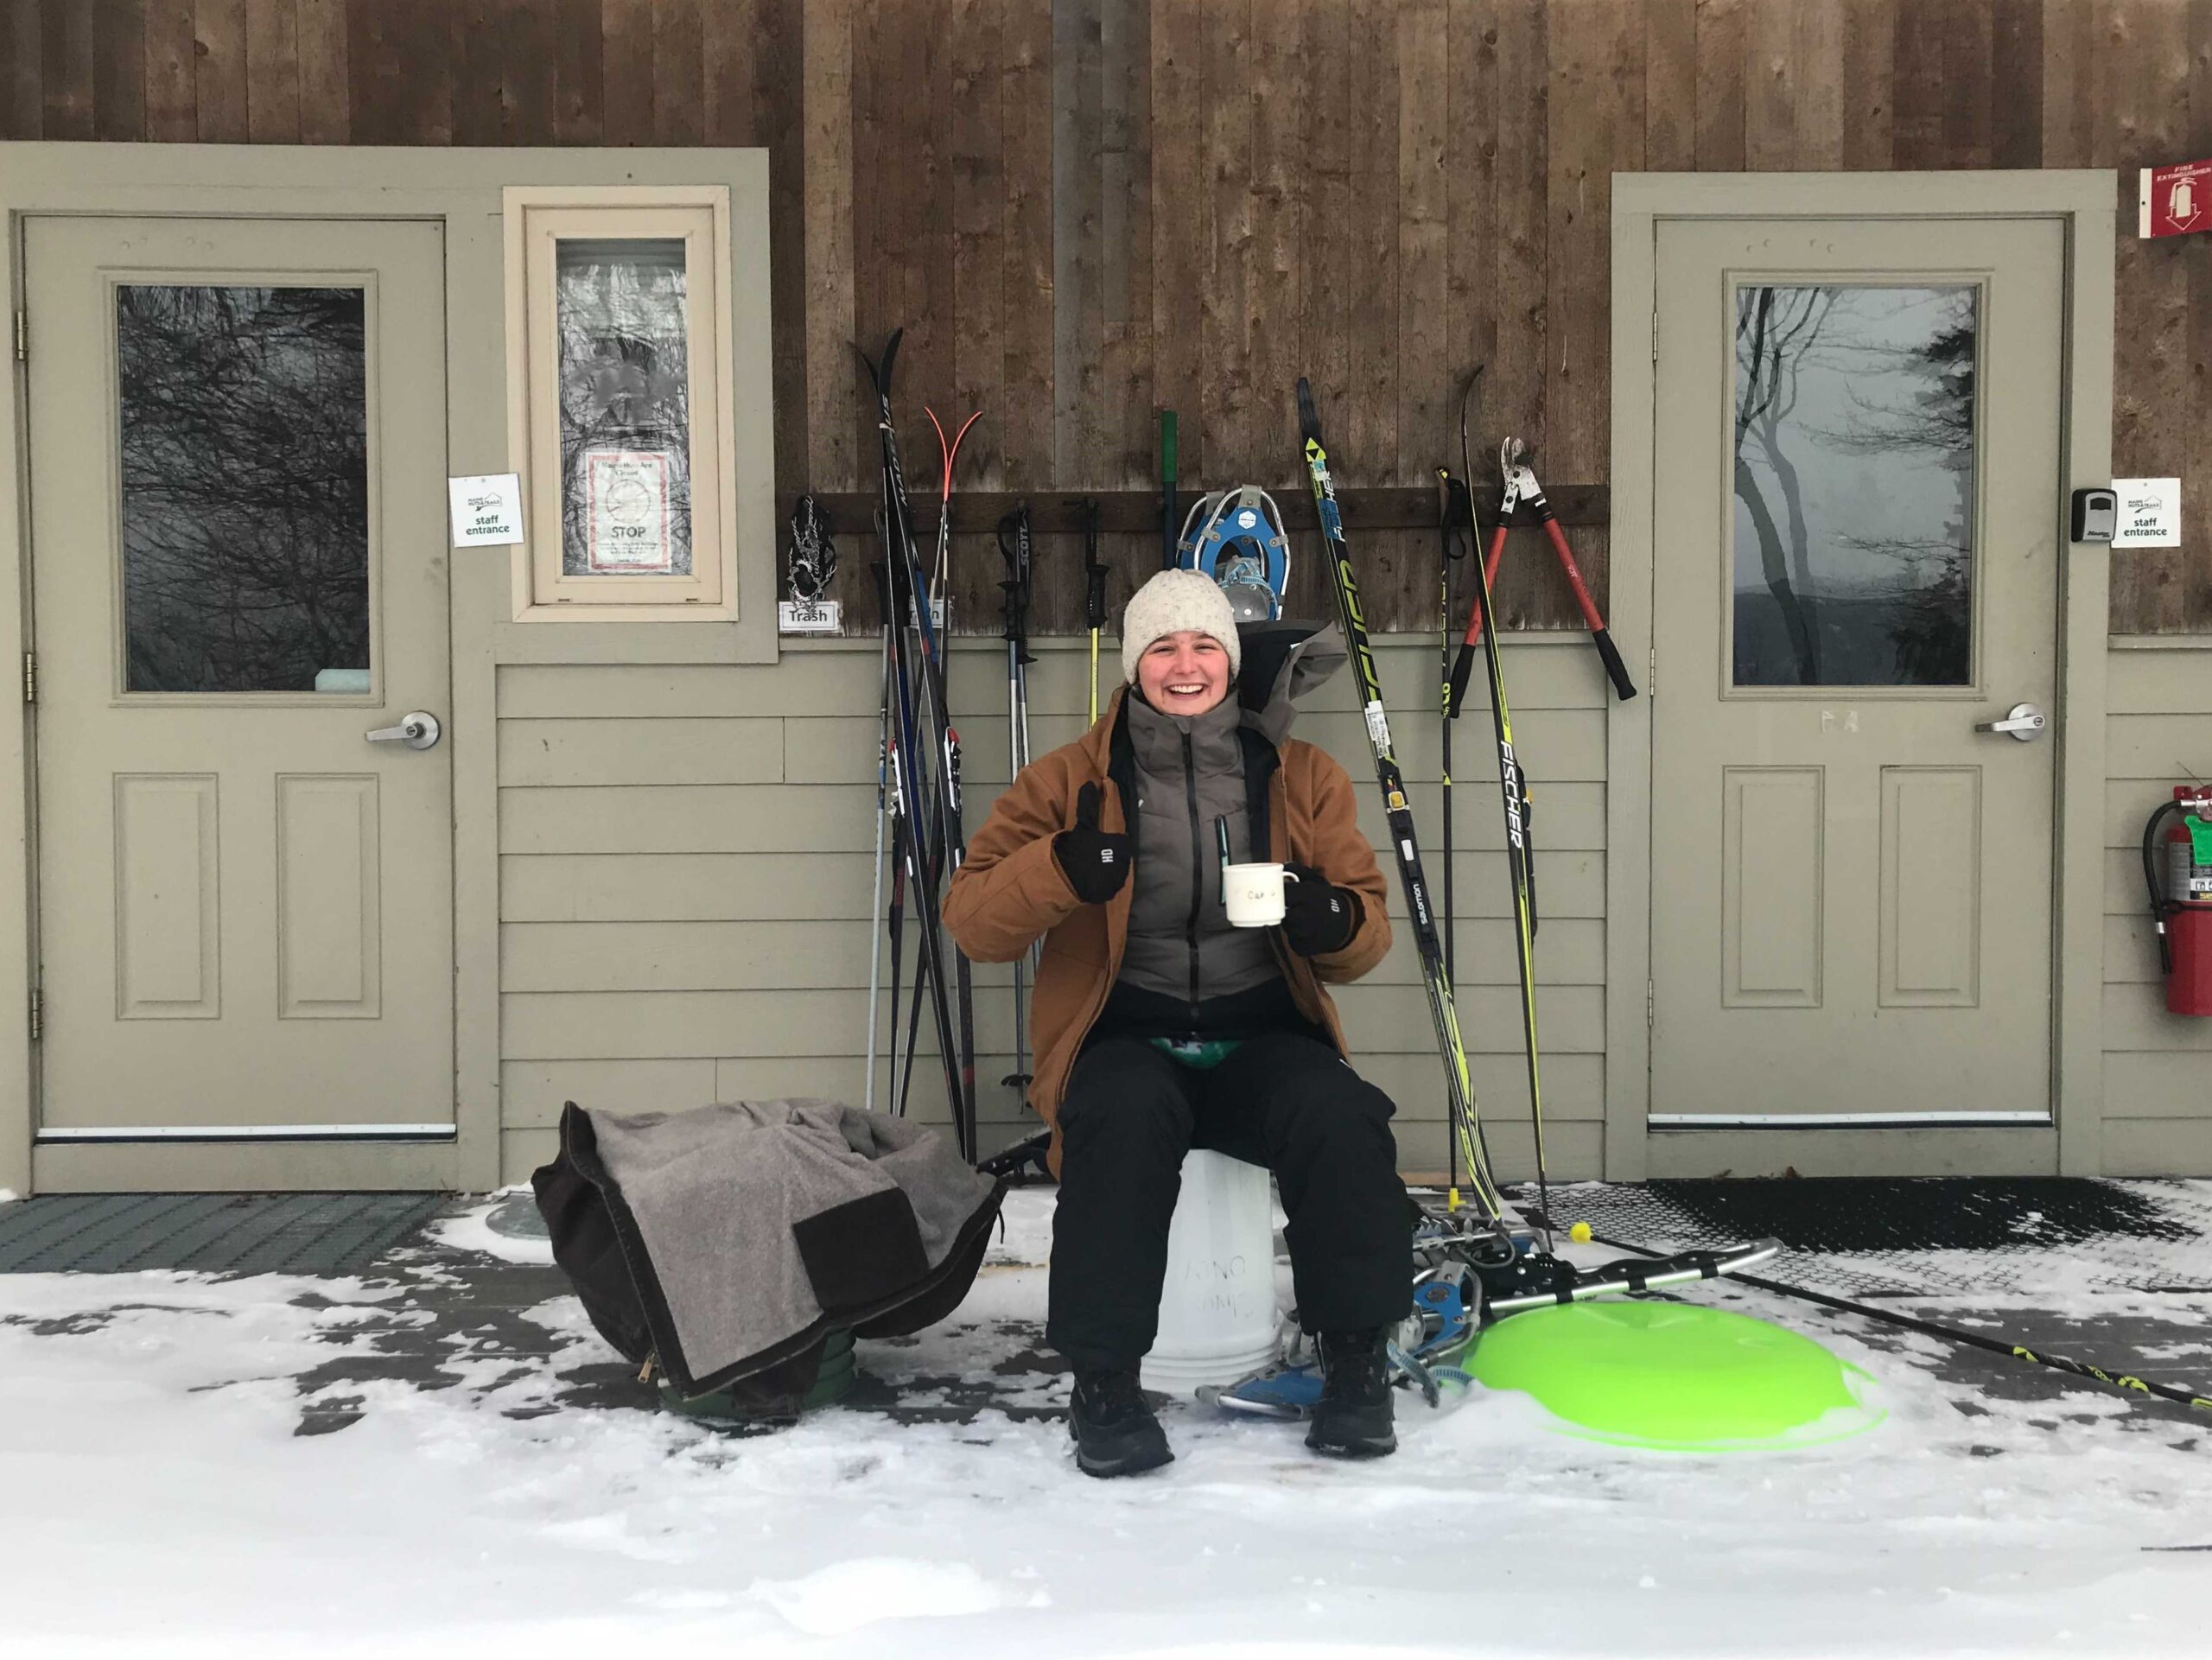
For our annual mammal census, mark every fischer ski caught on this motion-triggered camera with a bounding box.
[1294,377,1506,1231]
[1443,367,1553,1247]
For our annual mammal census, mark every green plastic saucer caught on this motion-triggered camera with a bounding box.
[1460,1301,1884,1452]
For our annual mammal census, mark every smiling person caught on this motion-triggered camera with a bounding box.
[944,569,1412,1478]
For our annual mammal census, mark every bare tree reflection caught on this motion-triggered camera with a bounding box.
[1735,289,1834,683]
[1732,287,1976,688]
[118,286,369,694]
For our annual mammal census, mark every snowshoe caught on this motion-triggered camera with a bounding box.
[1177,486,1292,621]
[1198,1262,1479,1418]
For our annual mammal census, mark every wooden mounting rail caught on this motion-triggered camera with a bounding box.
[785,484,1607,537]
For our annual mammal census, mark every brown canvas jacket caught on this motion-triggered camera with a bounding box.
[944,681,1390,1175]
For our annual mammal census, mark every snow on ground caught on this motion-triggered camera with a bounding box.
[423,1185,554,1265]
[3,1187,2209,1658]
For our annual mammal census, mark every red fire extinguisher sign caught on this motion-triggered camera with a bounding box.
[2140,160,2212,237]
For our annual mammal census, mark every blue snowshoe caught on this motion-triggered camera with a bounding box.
[1198,1262,1481,1417]
[1177,487,1292,622]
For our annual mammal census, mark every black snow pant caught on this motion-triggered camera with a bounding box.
[1046,1031,1413,1372]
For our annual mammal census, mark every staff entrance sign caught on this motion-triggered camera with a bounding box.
[2139,160,2212,237]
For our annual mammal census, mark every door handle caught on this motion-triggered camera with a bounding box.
[1973,703,2046,742]
[365,711,442,751]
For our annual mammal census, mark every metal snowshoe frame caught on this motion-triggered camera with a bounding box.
[1177,485,1292,620]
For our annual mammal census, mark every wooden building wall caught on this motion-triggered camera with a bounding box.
[3,0,2209,634]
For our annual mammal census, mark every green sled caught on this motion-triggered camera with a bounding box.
[1460,1301,1885,1453]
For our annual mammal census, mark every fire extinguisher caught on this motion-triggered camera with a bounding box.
[2145,785,2212,1016]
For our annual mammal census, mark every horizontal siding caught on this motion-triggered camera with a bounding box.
[503,1118,1604,1190]
[488,640,2212,1183]
[499,983,1606,1062]
[493,637,1608,1182]
[499,845,1605,923]
[2099,648,2212,1181]
[494,637,1617,720]
[2101,1119,2212,1179]
[495,775,1606,855]
[2107,647,2212,716]
[501,915,1606,992]
[500,1051,1605,1135]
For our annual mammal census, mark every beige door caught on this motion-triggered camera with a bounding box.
[25,216,454,1189]
[1649,218,2063,1171]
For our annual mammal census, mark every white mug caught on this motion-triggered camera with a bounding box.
[1222,862,1300,927]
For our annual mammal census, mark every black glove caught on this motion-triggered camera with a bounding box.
[1280,862,1362,956]
[1054,781,1133,905]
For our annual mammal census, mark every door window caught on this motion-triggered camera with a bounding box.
[116,284,372,695]
[1732,283,1979,689]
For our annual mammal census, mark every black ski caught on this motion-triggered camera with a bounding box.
[1294,377,1505,1229]
[858,331,973,1157]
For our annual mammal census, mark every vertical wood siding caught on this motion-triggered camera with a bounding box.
[4,0,2209,633]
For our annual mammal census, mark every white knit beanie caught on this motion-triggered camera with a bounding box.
[1119,568,1243,685]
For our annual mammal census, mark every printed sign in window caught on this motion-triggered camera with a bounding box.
[583,449,675,572]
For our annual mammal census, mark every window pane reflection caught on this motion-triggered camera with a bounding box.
[1732,285,1977,688]
[556,238,693,577]
[118,285,371,694]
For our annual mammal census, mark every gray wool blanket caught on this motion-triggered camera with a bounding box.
[537,1097,1001,1400]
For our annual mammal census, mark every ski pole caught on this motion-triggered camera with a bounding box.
[1541,1218,2212,1418]
[1434,463,1469,1208]
[865,619,890,1115]
[1160,410,1179,570]
[1077,496,1107,723]
[997,504,1037,1097]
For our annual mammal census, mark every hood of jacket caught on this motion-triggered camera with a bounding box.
[1235,620,1348,749]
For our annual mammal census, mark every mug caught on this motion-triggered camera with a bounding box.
[1222,862,1300,927]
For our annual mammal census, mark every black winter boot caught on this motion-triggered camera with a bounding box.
[1068,1367,1173,1479]
[1306,1329,1397,1458]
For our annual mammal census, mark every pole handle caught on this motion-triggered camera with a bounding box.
[1446,641,1478,720]
[1591,629,1638,702]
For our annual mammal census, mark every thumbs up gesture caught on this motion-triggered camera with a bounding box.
[1053,780,1134,905]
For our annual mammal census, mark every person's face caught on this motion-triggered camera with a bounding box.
[1136,629,1231,716]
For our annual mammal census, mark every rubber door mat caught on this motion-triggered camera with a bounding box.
[1510,1178,2212,1296]
[0,1192,449,1274]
